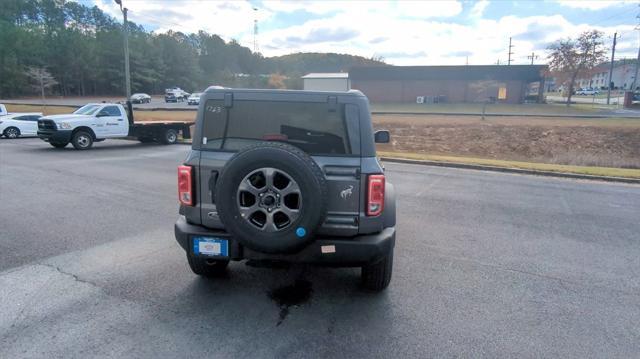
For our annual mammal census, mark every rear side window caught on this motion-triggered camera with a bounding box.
[202,99,350,155]
[98,106,121,116]
[201,100,227,150]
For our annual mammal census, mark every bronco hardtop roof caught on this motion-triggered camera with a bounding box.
[203,86,365,98]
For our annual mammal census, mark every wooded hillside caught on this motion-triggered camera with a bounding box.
[0,0,385,97]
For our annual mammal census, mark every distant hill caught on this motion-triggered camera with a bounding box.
[265,52,386,76]
[1,0,387,97]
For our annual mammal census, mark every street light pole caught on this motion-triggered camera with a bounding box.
[115,0,131,99]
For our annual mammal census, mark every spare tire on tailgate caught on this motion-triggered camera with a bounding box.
[214,142,328,254]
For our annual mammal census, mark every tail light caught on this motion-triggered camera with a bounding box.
[178,165,193,206]
[367,174,385,216]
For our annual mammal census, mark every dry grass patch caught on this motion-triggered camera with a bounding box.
[377,151,640,179]
[374,114,640,169]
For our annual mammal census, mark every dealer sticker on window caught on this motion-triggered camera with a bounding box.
[193,237,228,257]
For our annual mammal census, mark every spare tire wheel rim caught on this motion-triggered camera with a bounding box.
[237,167,301,232]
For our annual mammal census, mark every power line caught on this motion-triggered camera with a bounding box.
[588,4,639,27]
[527,52,539,65]
[127,10,193,32]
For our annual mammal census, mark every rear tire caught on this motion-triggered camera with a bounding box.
[361,248,394,292]
[160,129,178,144]
[187,254,229,277]
[71,131,93,150]
[50,141,68,148]
[3,127,20,139]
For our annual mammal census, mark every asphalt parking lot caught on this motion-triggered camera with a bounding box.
[1,138,639,358]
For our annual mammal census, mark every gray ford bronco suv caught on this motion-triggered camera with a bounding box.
[174,87,396,291]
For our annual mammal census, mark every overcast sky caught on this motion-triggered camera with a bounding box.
[85,0,640,65]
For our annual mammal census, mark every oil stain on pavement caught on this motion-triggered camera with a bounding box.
[268,279,313,326]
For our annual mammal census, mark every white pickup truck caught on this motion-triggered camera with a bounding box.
[37,103,193,150]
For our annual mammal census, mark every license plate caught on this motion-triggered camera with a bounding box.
[193,237,228,257]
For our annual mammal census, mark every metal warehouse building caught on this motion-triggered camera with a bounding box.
[302,73,350,91]
[349,65,547,104]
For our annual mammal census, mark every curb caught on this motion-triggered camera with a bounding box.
[370,111,639,119]
[379,157,640,184]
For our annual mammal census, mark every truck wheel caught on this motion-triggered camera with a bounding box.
[160,129,178,144]
[187,254,229,277]
[214,142,328,254]
[71,131,93,150]
[3,127,20,139]
[361,248,394,292]
[50,141,68,148]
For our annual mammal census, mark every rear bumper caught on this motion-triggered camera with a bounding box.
[37,130,72,143]
[174,216,395,266]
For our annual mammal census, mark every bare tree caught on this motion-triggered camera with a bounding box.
[25,67,58,106]
[547,30,607,106]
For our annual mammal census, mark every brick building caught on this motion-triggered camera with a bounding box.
[349,65,547,104]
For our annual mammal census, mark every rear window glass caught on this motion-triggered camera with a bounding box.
[201,99,350,155]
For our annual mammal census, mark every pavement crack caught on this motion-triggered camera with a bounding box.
[40,263,101,289]
[39,263,181,316]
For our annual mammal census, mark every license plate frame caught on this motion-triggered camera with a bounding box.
[192,236,228,257]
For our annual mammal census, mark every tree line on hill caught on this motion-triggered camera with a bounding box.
[0,0,384,98]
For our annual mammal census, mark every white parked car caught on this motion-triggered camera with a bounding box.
[187,92,202,105]
[0,112,43,138]
[576,88,600,96]
[130,93,151,104]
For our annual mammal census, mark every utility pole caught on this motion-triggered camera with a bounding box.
[527,52,538,65]
[115,0,131,99]
[632,45,640,91]
[631,14,640,91]
[607,32,617,105]
[507,37,514,65]
[253,7,259,53]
